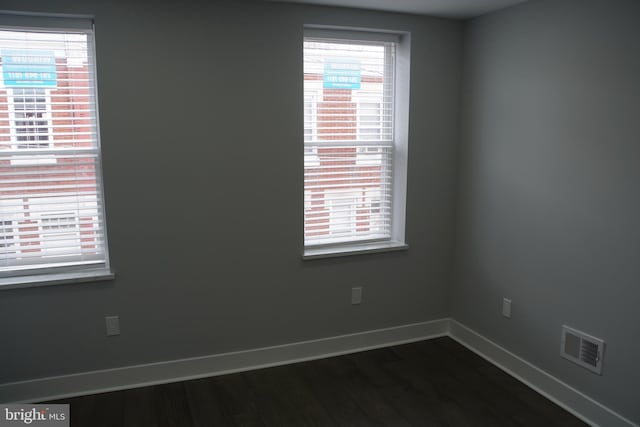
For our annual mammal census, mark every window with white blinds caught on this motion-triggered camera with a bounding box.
[304,30,404,252]
[0,17,111,283]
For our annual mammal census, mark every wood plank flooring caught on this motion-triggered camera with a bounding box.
[46,337,588,426]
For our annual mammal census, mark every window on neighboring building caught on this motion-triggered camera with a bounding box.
[0,14,112,286]
[304,95,315,142]
[358,102,382,139]
[40,214,81,257]
[11,88,51,149]
[303,28,409,257]
[0,220,14,250]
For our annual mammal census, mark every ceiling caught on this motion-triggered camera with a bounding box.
[267,0,527,19]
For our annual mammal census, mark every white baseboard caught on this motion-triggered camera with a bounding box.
[0,319,449,404]
[1,317,636,427]
[449,319,638,427]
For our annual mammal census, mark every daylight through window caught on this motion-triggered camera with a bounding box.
[303,30,404,252]
[0,18,111,283]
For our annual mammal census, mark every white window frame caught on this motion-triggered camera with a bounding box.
[0,12,113,289]
[302,27,410,259]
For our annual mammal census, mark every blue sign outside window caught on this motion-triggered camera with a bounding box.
[324,59,361,89]
[1,50,57,88]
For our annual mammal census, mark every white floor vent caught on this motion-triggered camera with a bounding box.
[560,325,605,375]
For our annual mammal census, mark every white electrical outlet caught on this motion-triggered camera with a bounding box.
[351,287,363,305]
[105,316,120,336]
[502,298,512,318]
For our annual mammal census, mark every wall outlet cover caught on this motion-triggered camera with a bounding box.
[105,316,120,336]
[502,298,512,318]
[351,287,363,305]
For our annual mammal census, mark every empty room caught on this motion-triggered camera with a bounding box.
[0,0,638,425]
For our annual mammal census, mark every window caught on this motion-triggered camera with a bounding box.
[303,28,409,257]
[357,101,383,140]
[11,88,51,149]
[304,95,316,142]
[40,213,81,257]
[304,95,320,167]
[0,14,112,287]
[0,220,14,250]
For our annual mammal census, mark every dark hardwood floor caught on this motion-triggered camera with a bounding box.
[46,337,588,426]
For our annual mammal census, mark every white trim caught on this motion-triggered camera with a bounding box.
[391,32,409,245]
[0,318,635,427]
[304,26,402,44]
[0,11,93,30]
[449,319,638,427]
[0,22,111,281]
[303,240,408,259]
[0,319,448,404]
[302,29,408,252]
[0,270,114,290]
[88,22,112,275]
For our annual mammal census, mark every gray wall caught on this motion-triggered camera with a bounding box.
[0,1,462,383]
[454,0,640,422]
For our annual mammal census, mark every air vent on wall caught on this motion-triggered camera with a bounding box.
[561,325,605,375]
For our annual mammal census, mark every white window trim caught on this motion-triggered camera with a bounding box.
[0,12,113,289]
[302,26,410,259]
[0,270,115,290]
[303,240,408,260]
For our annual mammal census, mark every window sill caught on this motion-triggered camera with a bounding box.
[0,270,115,291]
[303,241,408,260]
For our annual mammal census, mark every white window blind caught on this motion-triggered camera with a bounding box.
[0,20,110,280]
[303,34,396,248]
